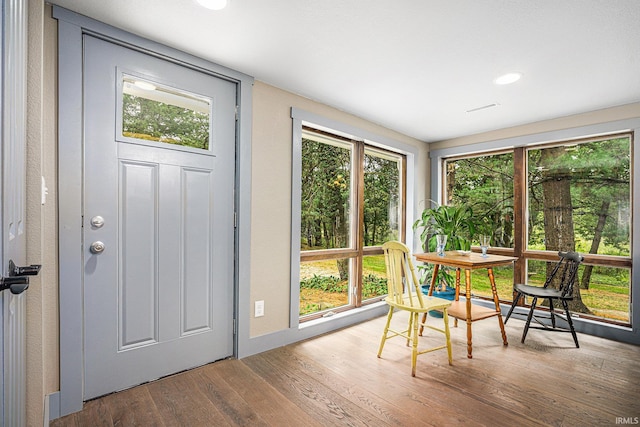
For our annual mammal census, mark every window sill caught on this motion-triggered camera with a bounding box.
[299,301,387,330]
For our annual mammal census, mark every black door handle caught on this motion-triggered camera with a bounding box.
[0,276,29,295]
[0,260,42,295]
[9,259,41,276]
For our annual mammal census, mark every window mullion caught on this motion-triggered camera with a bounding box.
[401,155,407,243]
[354,141,365,307]
[513,148,527,288]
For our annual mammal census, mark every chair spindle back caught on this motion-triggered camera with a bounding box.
[382,241,425,308]
[542,251,584,298]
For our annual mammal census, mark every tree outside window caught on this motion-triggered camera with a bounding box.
[444,135,632,324]
[121,77,211,150]
[299,129,404,319]
[527,137,630,319]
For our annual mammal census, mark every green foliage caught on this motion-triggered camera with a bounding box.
[527,138,630,254]
[300,274,347,293]
[363,152,401,246]
[299,274,388,297]
[300,138,351,250]
[445,137,631,319]
[300,138,402,251]
[363,255,387,274]
[413,203,477,252]
[412,203,477,289]
[299,273,388,315]
[362,274,388,298]
[470,265,630,322]
[301,303,320,313]
[447,152,514,247]
[122,94,209,149]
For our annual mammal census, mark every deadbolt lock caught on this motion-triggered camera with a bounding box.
[90,215,105,228]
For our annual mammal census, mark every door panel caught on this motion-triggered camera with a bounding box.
[83,36,236,399]
[119,160,159,349]
[182,168,214,334]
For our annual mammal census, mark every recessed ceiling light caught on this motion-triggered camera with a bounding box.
[494,72,522,85]
[195,0,230,10]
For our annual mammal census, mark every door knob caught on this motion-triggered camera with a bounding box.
[90,241,106,254]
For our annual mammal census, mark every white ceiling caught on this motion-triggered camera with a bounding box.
[48,0,640,142]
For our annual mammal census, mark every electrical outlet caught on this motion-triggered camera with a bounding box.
[255,300,264,317]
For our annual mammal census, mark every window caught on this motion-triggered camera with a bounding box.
[363,147,404,303]
[121,75,211,150]
[443,134,632,325]
[526,136,631,323]
[526,138,630,256]
[446,152,515,301]
[299,128,405,319]
[447,152,514,249]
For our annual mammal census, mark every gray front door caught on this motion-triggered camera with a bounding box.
[83,35,236,399]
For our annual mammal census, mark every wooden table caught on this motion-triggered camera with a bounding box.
[414,251,517,359]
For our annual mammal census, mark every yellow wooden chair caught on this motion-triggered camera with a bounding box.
[378,241,453,376]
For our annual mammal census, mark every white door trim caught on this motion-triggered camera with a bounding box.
[53,6,253,418]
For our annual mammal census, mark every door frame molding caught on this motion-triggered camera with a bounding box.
[53,6,254,417]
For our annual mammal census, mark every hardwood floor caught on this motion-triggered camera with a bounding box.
[50,313,640,426]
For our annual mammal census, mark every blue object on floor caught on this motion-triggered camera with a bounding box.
[421,285,455,318]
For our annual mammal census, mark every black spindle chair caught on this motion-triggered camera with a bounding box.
[504,251,583,348]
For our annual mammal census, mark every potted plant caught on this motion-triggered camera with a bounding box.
[413,202,478,316]
[413,203,477,255]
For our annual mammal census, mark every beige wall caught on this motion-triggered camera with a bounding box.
[249,82,429,337]
[26,2,58,427]
[430,102,640,150]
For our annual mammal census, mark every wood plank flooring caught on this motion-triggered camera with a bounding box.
[50,313,640,426]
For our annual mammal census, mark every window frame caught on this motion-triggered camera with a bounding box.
[116,68,216,155]
[430,118,640,345]
[291,108,417,327]
[298,129,406,320]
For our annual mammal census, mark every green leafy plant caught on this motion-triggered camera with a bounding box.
[413,202,477,252]
[362,274,388,299]
[300,275,346,293]
[299,274,388,315]
[413,202,478,290]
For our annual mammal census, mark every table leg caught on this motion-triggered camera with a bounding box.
[427,264,439,296]
[419,264,440,336]
[454,268,460,328]
[464,268,473,358]
[487,267,508,346]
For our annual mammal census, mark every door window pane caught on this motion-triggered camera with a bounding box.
[364,149,402,246]
[527,137,631,255]
[445,152,514,248]
[300,133,353,251]
[122,76,211,150]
